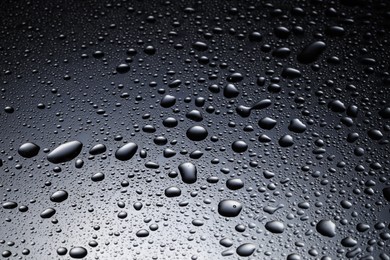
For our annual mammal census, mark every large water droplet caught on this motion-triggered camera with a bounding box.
[165,186,181,197]
[231,141,248,153]
[218,199,242,217]
[236,243,256,257]
[91,172,105,182]
[297,41,326,64]
[265,220,285,233]
[186,126,208,141]
[116,64,130,74]
[50,190,68,203]
[316,220,336,237]
[89,144,106,155]
[224,84,239,98]
[47,141,83,164]
[69,247,87,259]
[18,142,40,158]
[115,143,138,161]
[178,162,197,184]
[40,208,56,218]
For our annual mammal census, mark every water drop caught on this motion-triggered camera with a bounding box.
[47,141,83,164]
[178,162,197,184]
[186,126,208,141]
[236,243,256,257]
[18,142,40,158]
[69,247,87,259]
[115,143,138,161]
[218,199,242,217]
[316,220,336,237]
[50,190,68,203]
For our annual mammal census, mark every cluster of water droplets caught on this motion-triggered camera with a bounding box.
[1,0,390,259]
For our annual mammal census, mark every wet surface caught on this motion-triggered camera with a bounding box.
[0,0,390,259]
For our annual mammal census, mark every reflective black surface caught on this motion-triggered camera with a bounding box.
[1,0,390,259]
